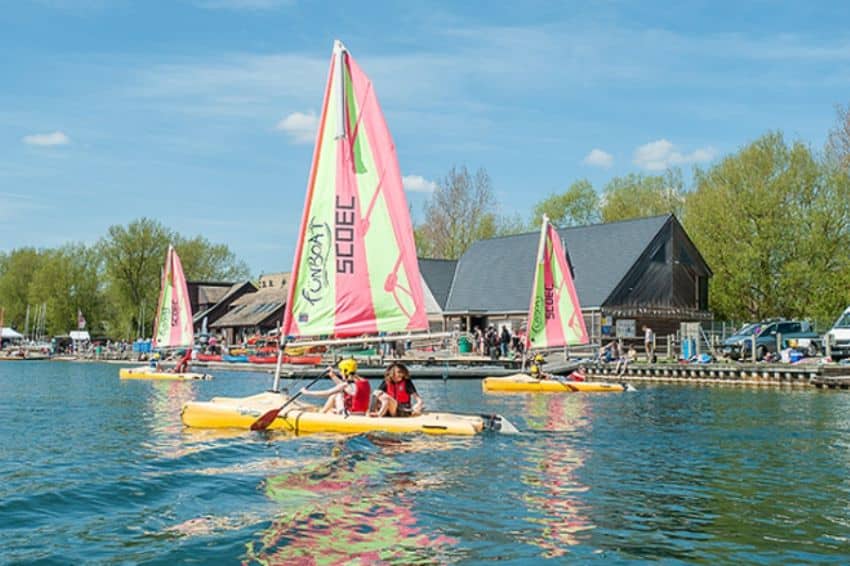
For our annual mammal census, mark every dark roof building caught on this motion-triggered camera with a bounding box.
[209,273,288,343]
[191,281,258,331]
[442,214,712,341]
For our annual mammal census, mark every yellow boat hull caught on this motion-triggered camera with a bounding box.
[483,373,627,393]
[181,391,499,435]
[119,367,211,381]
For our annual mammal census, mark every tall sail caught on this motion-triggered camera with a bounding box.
[282,40,427,339]
[526,216,589,350]
[152,245,194,349]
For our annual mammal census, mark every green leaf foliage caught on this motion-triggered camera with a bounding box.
[531,179,600,227]
[684,132,850,324]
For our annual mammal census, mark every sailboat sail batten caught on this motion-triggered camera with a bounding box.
[282,42,427,340]
[526,219,588,350]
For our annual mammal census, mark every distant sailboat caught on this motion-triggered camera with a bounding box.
[483,216,629,393]
[182,40,515,434]
[119,246,210,381]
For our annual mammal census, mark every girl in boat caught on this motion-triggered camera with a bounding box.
[300,358,371,415]
[373,362,424,417]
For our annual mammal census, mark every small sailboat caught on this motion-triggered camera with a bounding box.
[182,40,514,434]
[483,216,628,393]
[120,246,210,381]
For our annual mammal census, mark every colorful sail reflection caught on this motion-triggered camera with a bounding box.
[246,445,456,563]
[522,395,596,555]
[282,40,428,339]
[526,216,589,350]
[152,245,194,349]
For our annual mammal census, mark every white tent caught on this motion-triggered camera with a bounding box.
[1,327,24,339]
[69,330,91,341]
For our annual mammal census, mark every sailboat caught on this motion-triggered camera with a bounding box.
[482,216,629,393]
[119,245,210,381]
[181,40,514,435]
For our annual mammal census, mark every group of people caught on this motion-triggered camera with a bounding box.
[472,324,525,359]
[301,359,424,418]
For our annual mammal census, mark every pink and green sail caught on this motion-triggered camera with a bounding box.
[525,216,589,350]
[152,245,194,349]
[282,40,427,338]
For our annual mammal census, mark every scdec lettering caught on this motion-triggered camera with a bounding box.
[335,196,355,274]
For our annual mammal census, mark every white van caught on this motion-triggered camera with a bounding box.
[825,306,850,360]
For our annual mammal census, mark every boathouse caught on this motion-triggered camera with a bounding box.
[439,214,712,344]
[207,273,288,344]
[189,280,258,333]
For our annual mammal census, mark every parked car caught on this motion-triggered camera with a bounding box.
[824,306,850,361]
[721,319,821,361]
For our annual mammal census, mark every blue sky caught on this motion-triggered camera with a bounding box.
[2,0,850,276]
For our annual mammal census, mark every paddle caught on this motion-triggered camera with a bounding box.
[250,369,330,431]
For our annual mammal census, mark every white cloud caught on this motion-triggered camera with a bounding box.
[582,148,613,168]
[275,111,318,144]
[402,175,437,193]
[632,139,717,170]
[22,131,70,147]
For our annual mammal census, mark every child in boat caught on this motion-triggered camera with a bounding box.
[300,358,371,415]
[529,354,553,380]
[373,362,423,417]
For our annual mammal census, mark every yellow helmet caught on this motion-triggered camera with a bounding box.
[338,358,358,376]
[534,354,545,363]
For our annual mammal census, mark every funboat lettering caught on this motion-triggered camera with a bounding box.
[335,195,356,274]
[301,217,331,306]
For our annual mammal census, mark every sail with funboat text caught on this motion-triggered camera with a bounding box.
[282,40,428,339]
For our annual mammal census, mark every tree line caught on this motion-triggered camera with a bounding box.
[0,218,249,339]
[415,106,850,327]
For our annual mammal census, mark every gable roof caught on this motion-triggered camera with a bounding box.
[444,214,672,313]
[418,258,457,310]
[193,281,258,324]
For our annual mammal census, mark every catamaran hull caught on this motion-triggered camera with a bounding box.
[119,367,211,381]
[181,392,505,435]
[483,373,627,393]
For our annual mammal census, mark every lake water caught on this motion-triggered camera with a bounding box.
[2,361,850,564]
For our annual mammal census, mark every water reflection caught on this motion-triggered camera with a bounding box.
[245,436,459,564]
[521,395,595,557]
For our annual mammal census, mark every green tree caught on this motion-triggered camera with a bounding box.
[101,218,251,339]
[176,236,250,282]
[28,244,106,336]
[415,166,499,259]
[531,179,600,227]
[601,169,685,222]
[101,218,175,339]
[684,132,850,323]
[0,248,45,330]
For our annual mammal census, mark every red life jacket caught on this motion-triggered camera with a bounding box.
[385,379,411,404]
[344,379,371,413]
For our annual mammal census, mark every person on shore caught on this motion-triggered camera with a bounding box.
[600,340,619,363]
[643,325,655,362]
[500,325,511,358]
[373,362,423,417]
[300,358,371,415]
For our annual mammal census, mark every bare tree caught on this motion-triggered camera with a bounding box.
[415,166,498,259]
[826,103,850,170]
